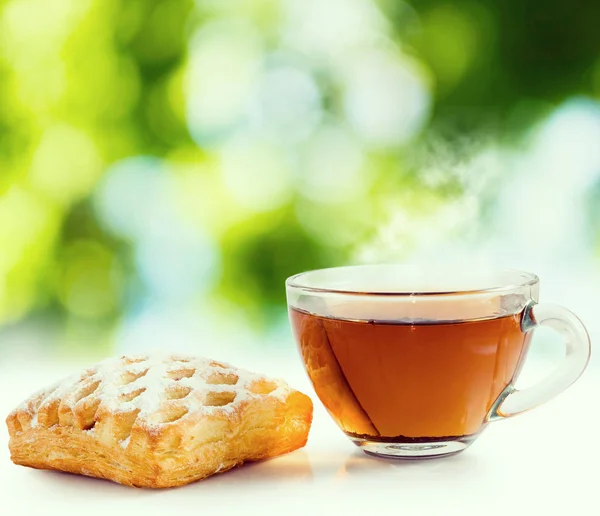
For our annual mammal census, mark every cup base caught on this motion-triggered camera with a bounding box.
[350,435,477,459]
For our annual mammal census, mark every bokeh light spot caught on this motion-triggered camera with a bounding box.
[248,60,322,143]
[219,137,293,212]
[417,4,487,92]
[29,124,102,206]
[134,224,220,300]
[299,124,366,203]
[57,239,122,319]
[187,18,262,144]
[342,49,431,146]
[282,0,387,59]
[94,157,176,240]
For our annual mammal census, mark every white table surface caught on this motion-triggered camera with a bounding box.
[1,348,598,516]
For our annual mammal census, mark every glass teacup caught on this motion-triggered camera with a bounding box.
[286,265,591,459]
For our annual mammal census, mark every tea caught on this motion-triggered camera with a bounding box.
[290,308,530,440]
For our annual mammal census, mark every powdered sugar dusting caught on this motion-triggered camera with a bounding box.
[10,353,293,446]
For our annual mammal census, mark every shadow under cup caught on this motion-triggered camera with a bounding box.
[286,265,589,459]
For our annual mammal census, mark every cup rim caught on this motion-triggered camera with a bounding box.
[285,265,539,297]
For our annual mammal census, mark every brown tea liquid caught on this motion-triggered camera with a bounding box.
[290,307,530,440]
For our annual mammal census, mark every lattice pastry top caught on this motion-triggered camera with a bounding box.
[11,354,291,447]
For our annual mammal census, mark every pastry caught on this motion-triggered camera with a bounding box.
[6,354,313,488]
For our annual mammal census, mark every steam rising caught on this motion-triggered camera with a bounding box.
[355,98,600,369]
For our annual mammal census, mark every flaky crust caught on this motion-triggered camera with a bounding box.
[6,354,313,488]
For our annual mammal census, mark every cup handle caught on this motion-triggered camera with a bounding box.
[487,302,591,421]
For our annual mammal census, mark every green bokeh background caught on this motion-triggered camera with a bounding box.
[1,0,599,355]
